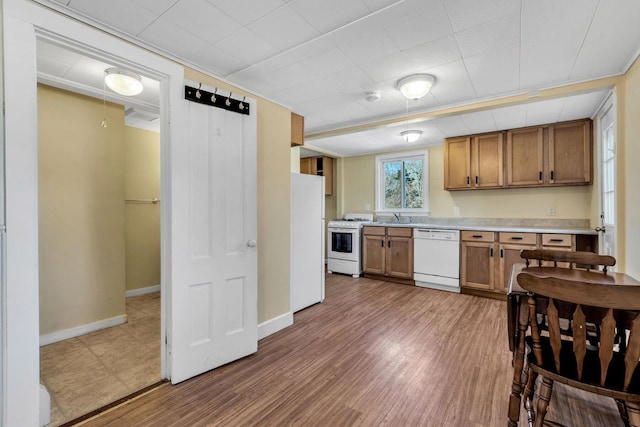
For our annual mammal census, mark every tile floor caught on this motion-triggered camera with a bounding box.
[40,292,161,426]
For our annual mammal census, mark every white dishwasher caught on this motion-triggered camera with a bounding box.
[413,229,460,293]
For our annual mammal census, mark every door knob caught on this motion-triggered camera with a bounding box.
[247,240,257,247]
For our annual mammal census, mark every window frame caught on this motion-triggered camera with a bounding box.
[375,150,429,216]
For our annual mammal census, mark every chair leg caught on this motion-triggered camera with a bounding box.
[523,366,538,427]
[533,377,553,427]
[616,399,631,427]
[626,402,640,427]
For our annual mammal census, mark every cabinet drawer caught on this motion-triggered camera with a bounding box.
[461,230,495,242]
[542,233,573,247]
[387,227,412,237]
[363,226,385,236]
[499,232,537,245]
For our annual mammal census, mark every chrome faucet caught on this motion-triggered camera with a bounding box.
[393,212,401,222]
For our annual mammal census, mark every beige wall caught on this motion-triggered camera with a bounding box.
[124,126,161,292]
[618,57,640,276]
[340,146,593,220]
[184,69,291,323]
[38,84,126,334]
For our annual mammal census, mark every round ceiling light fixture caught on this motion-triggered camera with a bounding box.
[395,74,435,100]
[104,68,144,96]
[401,130,423,143]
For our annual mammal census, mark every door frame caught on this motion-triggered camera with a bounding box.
[595,91,617,261]
[2,1,185,424]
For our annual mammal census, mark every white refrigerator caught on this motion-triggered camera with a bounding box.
[290,173,325,313]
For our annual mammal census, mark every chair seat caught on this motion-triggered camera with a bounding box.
[526,336,640,402]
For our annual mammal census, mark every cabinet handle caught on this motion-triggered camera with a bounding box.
[500,248,504,258]
[381,240,384,247]
[510,237,523,240]
[550,238,564,242]
[539,171,543,181]
[550,170,555,180]
[475,176,479,185]
[467,176,470,185]
[388,240,391,247]
[490,248,494,257]
[472,235,483,238]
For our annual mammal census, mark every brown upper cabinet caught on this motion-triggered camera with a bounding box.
[291,112,304,147]
[300,156,333,196]
[444,132,503,190]
[506,119,592,188]
[445,119,592,191]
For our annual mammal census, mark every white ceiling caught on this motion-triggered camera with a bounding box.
[37,0,640,156]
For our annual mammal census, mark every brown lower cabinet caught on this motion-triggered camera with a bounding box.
[461,230,595,298]
[363,226,413,285]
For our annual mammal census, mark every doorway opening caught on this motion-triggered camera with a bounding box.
[596,93,616,263]
[36,38,163,426]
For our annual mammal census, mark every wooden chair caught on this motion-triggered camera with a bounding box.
[514,268,640,427]
[519,249,616,272]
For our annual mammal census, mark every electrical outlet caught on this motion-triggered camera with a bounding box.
[547,206,556,216]
[365,204,370,212]
[453,206,460,216]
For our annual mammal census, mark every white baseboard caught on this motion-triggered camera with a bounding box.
[125,284,161,298]
[39,314,127,346]
[258,311,293,341]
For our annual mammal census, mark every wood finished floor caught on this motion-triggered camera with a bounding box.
[82,274,622,426]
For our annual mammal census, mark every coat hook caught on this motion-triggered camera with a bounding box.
[226,92,232,106]
[239,96,246,110]
[196,82,202,99]
[211,87,217,103]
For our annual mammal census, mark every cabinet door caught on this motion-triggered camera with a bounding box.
[291,112,304,147]
[444,136,471,190]
[300,158,312,174]
[549,120,592,185]
[472,132,504,188]
[386,236,413,279]
[497,243,537,293]
[323,157,333,196]
[506,127,544,187]
[461,241,494,290]
[363,234,385,274]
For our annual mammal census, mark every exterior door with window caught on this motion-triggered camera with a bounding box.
[598,96,616,261]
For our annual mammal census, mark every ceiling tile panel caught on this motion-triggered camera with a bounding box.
[338,29,400,66]
[444,0,521,32]
[299,49,355,78]
[362,0,406,11]
[491,104,527,130]
[432,115,471,137]
[288,0,371,33]
[363,35,462,82]
[463,41,520,97]
[570,0,640,80]
[385,4,453,50]
[425,60,477,105]
[161,0,241,43]
[248,5,321,51]
[459,110,497,134]
[322,67,376,93]
[525,98,565,126]
[131,0,179,15]
[138,18,209,60]
[276,80,341,105]
[68,0,158,35]
[214,28,279,65]
[519,0,599,89]
[256,63,319,94]
[558,91,608,122]
[454,12,520,58]
[193,43,248,75]
[206,0,285,25]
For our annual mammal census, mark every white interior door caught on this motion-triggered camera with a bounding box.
[597,95,616,261]
[170,96,257,383]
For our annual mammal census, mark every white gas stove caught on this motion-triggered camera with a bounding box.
[327,213,373,277]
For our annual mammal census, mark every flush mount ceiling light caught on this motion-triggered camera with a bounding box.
[104,68,143,96]
[401,130,423,143]
[395,74,435,100]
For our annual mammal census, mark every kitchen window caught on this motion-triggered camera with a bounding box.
[375,150,429,215]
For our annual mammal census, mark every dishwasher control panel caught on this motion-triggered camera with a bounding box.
[414,229,460,241]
